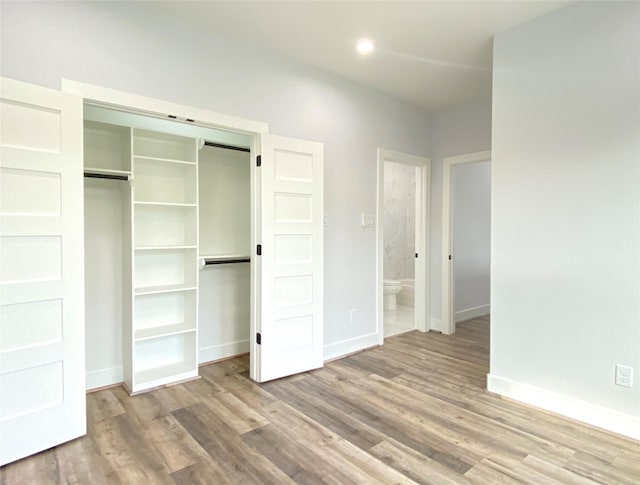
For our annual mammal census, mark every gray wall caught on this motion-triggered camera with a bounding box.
[0,1,432,357]
[491,0,640,425]
[453,161,491,317]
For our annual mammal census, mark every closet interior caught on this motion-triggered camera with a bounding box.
[83,105,252,394]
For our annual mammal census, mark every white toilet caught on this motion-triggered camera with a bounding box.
[383,279,402,310]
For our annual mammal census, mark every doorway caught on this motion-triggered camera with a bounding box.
[441,151,491,334]
[376,149,430,343]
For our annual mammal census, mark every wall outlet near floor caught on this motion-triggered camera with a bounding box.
[350,309,358,324]
[615,364,633,388]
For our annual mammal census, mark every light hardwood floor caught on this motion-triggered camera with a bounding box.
[2,316,639,484]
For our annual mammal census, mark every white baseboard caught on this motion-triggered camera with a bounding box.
[86,366,123,391]
[323,332,379,362]
[455,304,490,323]
[487,374,640,441]
[430,317,445,333]
[199,339,249,364]
[85,341,251,390]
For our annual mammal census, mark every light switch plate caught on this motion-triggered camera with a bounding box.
[361,212,375,227]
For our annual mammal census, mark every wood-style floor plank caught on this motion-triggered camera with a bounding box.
[2,316,639,484]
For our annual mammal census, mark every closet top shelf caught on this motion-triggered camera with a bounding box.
[84,167,131,175]
[134,201,197,208]
[84,168,131,181]
[133,155,197,166]
[135,284,197,296]
[199,254,251,261]
[199,255,251,267]
[135,245,197,251]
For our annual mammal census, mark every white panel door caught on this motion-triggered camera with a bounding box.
[0,77,85,465]
[256,135,323,382]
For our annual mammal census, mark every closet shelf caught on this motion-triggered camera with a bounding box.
[133,155,197,166]
[135,245,197,251]
[135,362,197,389]
[199,254,251,260]
[135,284,197,296]
[84,167,132,176]
[84,167,131,181]
[135,324,195,342]
[134,201,197,208]
[199,255,251,267]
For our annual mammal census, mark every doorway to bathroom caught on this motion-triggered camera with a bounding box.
[376,149,430,343]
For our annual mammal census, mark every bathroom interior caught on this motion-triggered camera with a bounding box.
[383,160,417,337]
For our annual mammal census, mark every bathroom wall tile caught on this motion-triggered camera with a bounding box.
[384,161,416,280]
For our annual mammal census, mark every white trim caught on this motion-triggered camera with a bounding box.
[455,304,490,323]
[61,79,268,135]
[198,340,250,364]
[86,367,123,391]
[487,374,640,441]
[376,149,431,346]
[430,318,445,332]
[442,150,491,335]
[323,333,380,362]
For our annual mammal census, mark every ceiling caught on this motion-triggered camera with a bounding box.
[154,1,572,111]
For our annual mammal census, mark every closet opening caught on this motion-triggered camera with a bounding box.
[66,77,324,387]
[83,104,254,394]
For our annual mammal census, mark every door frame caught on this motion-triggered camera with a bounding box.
[376,148,430,344]
[61,79,269,380]
[441,150,491,335]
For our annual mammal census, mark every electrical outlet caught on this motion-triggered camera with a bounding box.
[615,364,633,388]
[350,309,358,324]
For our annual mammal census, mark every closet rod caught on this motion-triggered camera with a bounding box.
[202,258,251,266]
[84,172,130,181]
[204,141,250,153]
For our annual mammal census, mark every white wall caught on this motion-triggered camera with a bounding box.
[383,161,416,281]
[0,1,431,359]
[453,161,491,319]
[429,97,492,330]
[490,1,640,438]
[84,179,126,389]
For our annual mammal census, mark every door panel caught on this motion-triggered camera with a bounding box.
[0,77,85,465]
[255,135,323,382]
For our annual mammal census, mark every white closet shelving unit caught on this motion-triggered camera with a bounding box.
[127,129,199,393]
[83,105,258,393]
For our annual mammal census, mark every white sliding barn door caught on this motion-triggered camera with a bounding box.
[255,135,323,382]
[0,77,85,465]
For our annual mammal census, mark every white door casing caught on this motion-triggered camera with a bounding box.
[255,135,323,382]
[0,77,85,465]
[440,150,491,334]
[376,148,430,342]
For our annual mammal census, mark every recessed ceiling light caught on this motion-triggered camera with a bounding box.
[356,38,375,55]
